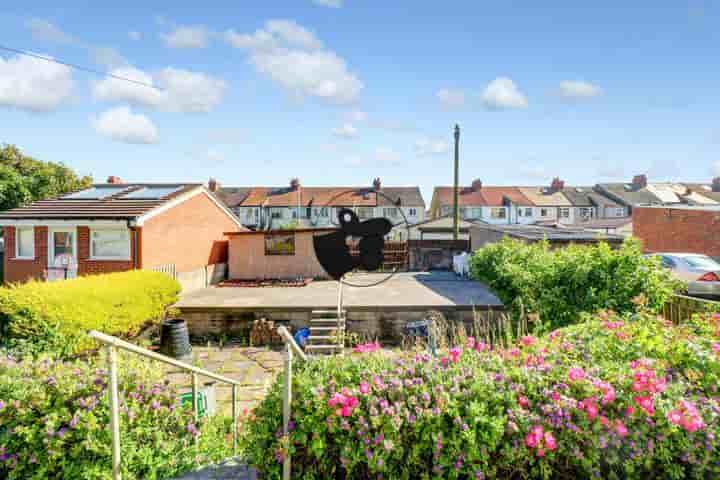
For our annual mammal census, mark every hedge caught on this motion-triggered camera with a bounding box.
[244,311,720,479]
[0,271,180,357]
[469,237,678,330]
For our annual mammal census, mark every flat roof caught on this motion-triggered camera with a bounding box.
[471,223,625,242]
[635,204,720,212]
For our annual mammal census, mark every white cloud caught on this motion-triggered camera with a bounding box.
[91,47,128,70]
[92,66,227,113]
[344,110,367,123]
[415,138,450,157]
[91,106,158,144]
[481,77,528,110]
[161,25,209,49]
[25,18,74,44]
[128,31,142,41]
[225,19,362,105]
[558,80,602,99]
[437,88,465,109]
[0,53,74,112]
[332,123,358,139]
[313,0,343,7]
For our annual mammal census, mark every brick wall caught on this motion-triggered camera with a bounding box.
[633,207,720,257]
[141,191,240,273]
[3,226,48,283]
[76,226,135,276]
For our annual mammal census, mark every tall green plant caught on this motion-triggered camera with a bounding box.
[469,238,677,329]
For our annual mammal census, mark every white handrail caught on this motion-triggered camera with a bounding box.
[88,330,241,480]
[277,326,308,362]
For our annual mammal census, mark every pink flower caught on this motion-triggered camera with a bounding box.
[614,420,629,438]
[544,431,557,451]
[667,400,705,433]
[440,357,449,367]
[520,335,536,347]
[353,342,381,353]
[328,392,359,417]
[525,425,557,457]
[518,396,530,409]
[359,382,370,395]
[568,367,586,382]
[634,395,655,416]
[712,343,720,355]
[449,347,462,363]
[550,391,560,402]
[466,337,476,349]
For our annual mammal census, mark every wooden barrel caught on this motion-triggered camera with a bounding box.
[159,319,192,361]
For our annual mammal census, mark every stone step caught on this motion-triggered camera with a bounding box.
[310,318,345,324]
[308,335,337,342]
[309,326,339,332]
[311,309,346,318]
[306,345,344,355]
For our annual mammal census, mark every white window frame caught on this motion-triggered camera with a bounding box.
[48,227,77,264]
[89,228,131,261]
[14,226,35,260]
[408,208,417,217]
[559,208,570,219]
[491,207,507,219]
[540,208,550,217]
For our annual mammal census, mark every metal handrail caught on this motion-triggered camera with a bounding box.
[88,330,241,480]
[276,326,310,480]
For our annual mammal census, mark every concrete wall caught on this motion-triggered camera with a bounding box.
[634,207,720,257]
[227,231,331,280]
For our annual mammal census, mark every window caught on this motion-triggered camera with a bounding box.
[524,208,533,217]
[265,233,295,255]
[271,211,282,219]
[459,207,468,218]
[615,207,625,217]
[319,207,329,217]
[540,208,550,217]
[305,207,312,219]
[491,208,506,219]
[383,207,399,218]
[15,227,34,259]
[90,229,131,259]
[408,208,417,217]
[579,207,594,220]
[684,255,720,270]
[357,207,374,219]
[559,208,570,219]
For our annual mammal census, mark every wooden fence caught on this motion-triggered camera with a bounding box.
[349,241,408,271]
[662,294,720,324]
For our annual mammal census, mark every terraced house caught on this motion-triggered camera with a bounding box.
[215,178,426,230]
[429,180,536,224]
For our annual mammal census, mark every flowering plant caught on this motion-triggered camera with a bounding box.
[244,310,720,479]
[0,352,232,479]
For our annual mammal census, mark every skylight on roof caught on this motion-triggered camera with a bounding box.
[63,186,130,200]
[575,188,584,192]
[121,186,183,199]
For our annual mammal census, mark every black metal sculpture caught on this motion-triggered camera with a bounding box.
[313,208,393,280]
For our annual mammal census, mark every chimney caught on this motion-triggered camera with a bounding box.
[289,178,300,190]
[373,177,381,191]
[471,179,483,191]
[106,176,124,184]
[713,177,720,192]
[208,177,219,192]
[632,174,648,189]
[550,177,565,193]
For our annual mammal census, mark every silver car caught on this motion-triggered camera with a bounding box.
[650,253,720,299]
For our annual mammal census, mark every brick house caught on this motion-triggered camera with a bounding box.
[633,205,720,259]
[0,179,244,287]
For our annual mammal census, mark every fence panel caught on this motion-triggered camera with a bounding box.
[662,294,720,323]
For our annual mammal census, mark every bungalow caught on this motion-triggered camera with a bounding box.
[0,178,244,288]
[215,178,426,230]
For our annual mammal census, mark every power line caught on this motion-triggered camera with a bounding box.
[0,44,161,90]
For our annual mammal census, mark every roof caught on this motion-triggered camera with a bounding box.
[411,216,482,232]
[574,217,633,229]
[518,187,572,207]
[431,186,531,207]
[471,223,625,243]
[560,187,595,206]
[596,183,663,206]
[636,204,720,212]
[222,186,425,208]
[683,184,720,203]
[645,183,688,204]
[0,183,202,221]
[225,227,337,236]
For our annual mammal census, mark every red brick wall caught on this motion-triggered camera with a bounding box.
[141,191,239,273]
[633,207,720,257]
[3,226,48,283]
[76,226,135,276]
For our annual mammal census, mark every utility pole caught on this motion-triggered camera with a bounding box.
[453,124,460,241]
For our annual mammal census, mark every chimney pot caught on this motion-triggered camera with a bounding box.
[208,178,219,192]
[712,177,720,192]
[550,177,565,192]
[373,177,381,191]
[106,176,124,184]
[471,179,483,191]
[290,178,300,190]
[632,174,648,189]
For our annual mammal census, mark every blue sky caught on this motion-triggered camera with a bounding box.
[1,1,718,202]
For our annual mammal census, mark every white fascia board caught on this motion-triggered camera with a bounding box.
[0,219,128,227]
[134,186,245,229]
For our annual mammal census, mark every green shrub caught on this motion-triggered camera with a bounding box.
[0,271,180,357]
[244,311,720,479]
[0,352,233,479]
[469,237,678,330]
